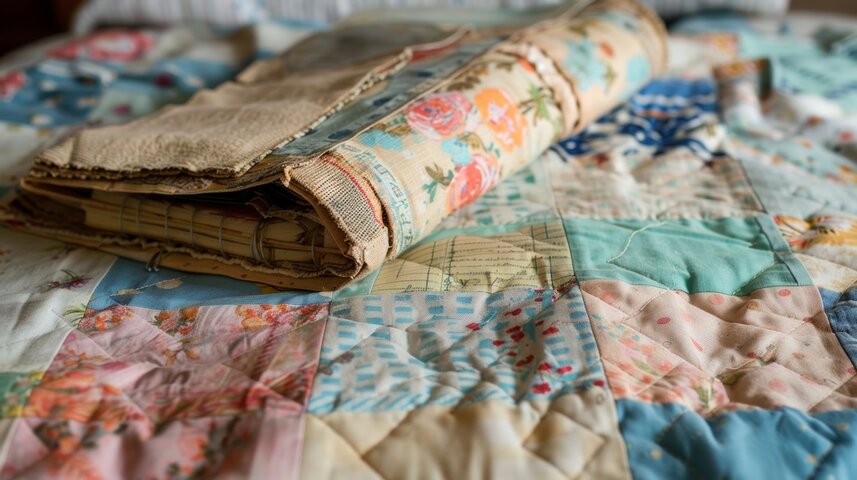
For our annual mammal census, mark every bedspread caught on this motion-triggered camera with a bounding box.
[1,7,856,480]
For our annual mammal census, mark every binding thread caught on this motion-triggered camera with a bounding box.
[118,195,130,234]
[146,250,163,272]
[251,218,274,267]
[218,216,227,257]
[188,206,198,248]
[163,202,171,241]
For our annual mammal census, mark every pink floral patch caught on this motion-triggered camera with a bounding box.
[2,302,328,478]
[0,71,25,99]
[48,30,154,62]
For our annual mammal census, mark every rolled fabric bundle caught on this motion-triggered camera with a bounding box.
[7,0,666,291]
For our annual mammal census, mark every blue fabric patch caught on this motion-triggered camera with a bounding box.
[825,286,857,367]
[618,399,857,479]
[87,258,325,310]
[623,55,650,96]
[358,128,404,152]
[562,37,607,92]
[442,136,473,167]
[552,77,720,159]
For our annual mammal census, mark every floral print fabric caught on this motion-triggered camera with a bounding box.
[1,4,857,480]
[303,0,665,258]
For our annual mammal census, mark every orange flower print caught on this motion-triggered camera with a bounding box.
[405,92,474,140]
[474,87,526,152]
[154,306,199,336]
[236,304,303,332]
[446,152,500,212]
[180,306,199,321]
[77,305,132,333]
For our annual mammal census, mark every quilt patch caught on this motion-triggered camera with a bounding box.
[565,216,811,295]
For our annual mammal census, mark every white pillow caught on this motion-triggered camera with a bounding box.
[72,0,791,33]
[73,0,263,34]
[73,0,563,32]
[639,0,789,19]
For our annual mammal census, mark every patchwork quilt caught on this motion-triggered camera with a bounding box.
[0,6,856,480]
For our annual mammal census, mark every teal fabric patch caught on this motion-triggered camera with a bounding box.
[564,216,811,295]
[618,400,857,480]
[738,31,857,109]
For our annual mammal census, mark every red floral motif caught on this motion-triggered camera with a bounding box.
[542,325,559,335]
[48,30,154,62]
[445,152,500,211]
[0,71,25,99]
[405,92,473,140]
[532,382,552,394]
[515,355,535,367]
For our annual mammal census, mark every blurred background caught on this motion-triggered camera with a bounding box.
[2,0,856,57]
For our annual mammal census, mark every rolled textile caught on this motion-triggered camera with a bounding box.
[6,0,667,290]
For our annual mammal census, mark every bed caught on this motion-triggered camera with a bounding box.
[0,1,855,478]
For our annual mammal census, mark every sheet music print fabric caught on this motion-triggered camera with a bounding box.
[1,8,857,480]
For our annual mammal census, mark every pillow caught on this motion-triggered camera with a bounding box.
[72,0,791,34]
[72,0,563,32]
[73,0,263,33]
[640,0,789,19]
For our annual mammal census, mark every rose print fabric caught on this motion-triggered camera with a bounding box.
[284,0,666,272]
